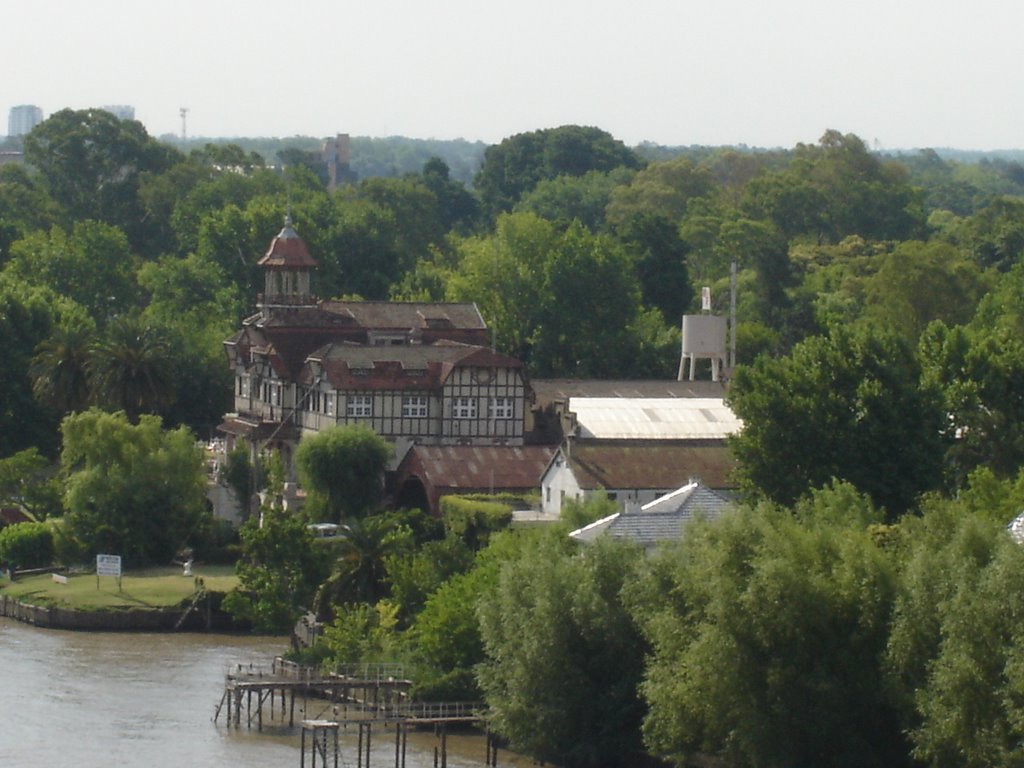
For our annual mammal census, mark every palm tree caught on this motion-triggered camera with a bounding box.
[30,322,95,415]
[312,514,409,620]
[88,316,174,423]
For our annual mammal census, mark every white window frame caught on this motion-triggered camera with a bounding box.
[453,396,477,419]
[402,396,428,418]
[347,394,373,418]
[238,376,249,397]
[489,396,514,420]
[324,393,335,416]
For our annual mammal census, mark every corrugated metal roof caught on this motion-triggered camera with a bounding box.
[569,397,742,440]
[533,379,728,401]
[567,443,736,490]
[410,445,555,491]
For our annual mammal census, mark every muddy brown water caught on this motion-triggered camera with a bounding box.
[0,617,531,767]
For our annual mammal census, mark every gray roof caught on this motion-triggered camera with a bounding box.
[570,482,732,550]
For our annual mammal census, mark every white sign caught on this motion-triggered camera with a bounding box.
[701,286,712,312]
[96,554,122,577]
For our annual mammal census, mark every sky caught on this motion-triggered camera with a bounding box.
[5,0,1022,150]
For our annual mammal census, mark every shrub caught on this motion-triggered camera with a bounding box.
[0,522,55,568]
[440,495,513,549]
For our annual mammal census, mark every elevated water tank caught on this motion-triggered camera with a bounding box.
[678,315,727,381]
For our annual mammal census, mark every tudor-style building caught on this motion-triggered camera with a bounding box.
[217,219,533,513]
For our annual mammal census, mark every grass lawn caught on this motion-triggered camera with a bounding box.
[0,565,239,611]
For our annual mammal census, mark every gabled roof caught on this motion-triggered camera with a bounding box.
[570,397,741,440]
[569,481,732,549]
[257,218,317,269]
[305,341,523,391]
[318,301,486,332]
[556,442,736,491]
[402,445,555,494]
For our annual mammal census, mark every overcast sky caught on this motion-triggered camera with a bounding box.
[5,0,1020,150]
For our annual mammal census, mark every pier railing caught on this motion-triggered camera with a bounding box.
[225,659,408,684]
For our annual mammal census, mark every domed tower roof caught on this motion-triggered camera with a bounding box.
[257,216,317,269]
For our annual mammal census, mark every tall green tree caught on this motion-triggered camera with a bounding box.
[475,125,641,217]
[446,212,556,364]
[88,316,175,423]
[420,156,480,234]
[138,252,242,433]
[6,221,138,323]
[225,502,330,633]
[60,409,209,564]
[478,532,647,768]
[312,512,414,618]
[30,318,96,416]
[0,278,60,457]
[729,327,945,516]
[887,492,1024,767]
[614,212,693,323]
[0,164,62,260]
[295,425,390,522]
[515,168,630,232]
[530,222,647,377]
[23,108,181,253]
[632,485,908,768]
[605,156,714,227]
[920,262,1024,485]
[861,240,990,343]
[0,448,61,520]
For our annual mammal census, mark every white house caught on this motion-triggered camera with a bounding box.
[539,396,741,517]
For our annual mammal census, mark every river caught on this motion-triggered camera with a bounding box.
[0,618,529,768]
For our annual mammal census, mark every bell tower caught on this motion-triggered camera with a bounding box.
[257,216,318,320]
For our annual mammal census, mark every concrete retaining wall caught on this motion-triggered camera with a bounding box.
[0,593,244,632]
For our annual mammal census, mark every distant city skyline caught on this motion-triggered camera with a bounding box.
[6,0,1023,151]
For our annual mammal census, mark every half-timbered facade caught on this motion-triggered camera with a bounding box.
[291,342,527,447]
[218,221,533,512]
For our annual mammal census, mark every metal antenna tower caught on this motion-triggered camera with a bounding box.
[179,107,189,140]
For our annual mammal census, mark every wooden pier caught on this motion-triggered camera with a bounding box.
[214,658,500,767]
[214,659,414,730]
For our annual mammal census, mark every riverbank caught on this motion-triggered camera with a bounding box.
[0,565,244,631]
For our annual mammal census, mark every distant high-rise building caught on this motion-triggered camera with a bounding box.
[321,134,358,189]
[101,105,135,121]
[8,105,43,137]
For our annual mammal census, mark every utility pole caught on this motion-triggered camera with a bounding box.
[729,258,737,370]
